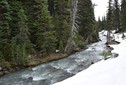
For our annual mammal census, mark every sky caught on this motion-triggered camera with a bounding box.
[92,0,109,20]
[92,0,121,20]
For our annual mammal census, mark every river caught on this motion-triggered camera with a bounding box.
[0,32,108,85]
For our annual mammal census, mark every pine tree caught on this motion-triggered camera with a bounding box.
[35,0,57,55]
[97,17,102,31]
[8,1,21,37]
[113,0,120,31]
[0,0,102,66]
[11,8,33,65]
[22,0,57,55]
[106,0,113,43]
[20,0,38,46]
[120,0,126,32]
[0,0,11,61]
[107,0,113,30]
[52,0,71,52]
[77,0,98,44]
[102,16,108,30]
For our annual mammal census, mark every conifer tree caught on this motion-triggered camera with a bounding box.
[107,0,113,30]
[48,0,55,16]
[0,0,103,66]
[0,0,11,61]
[8,1,21,37]
[35,0,57,55]
[120,0,126,32]
[106,0,113,43]
[113,0,120,31]
[52,0,71,52]
[11,8,33,65]
[22,0,57,55]
[77,0,98,44]
[102,16,108,30]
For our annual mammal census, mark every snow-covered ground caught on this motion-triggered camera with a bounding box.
[53,32,126,85]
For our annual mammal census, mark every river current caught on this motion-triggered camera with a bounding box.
[0,32,107,85]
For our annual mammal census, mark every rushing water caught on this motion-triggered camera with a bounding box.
[0,32,108,85]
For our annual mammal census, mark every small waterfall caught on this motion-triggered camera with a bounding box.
[65,0,79,53]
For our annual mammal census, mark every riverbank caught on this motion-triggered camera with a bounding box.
[0,53,68,77]
[0,32,103,77]
[0,31,109,85]
[53,32,126,85]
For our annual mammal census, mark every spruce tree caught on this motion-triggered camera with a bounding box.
[106,0,113,43]
[97,17,102,31]
[11,8,33,65]
[107,0,113,30]
[113,0,120,31]
[35,0,57,55]
[52,0,71,52]
[77,0,98,44]
[8,0,21,37]
[120,0,126,32]
[0,0,11,61]
[48,0,55,16]
[22,0,57,55]
[102,16,108,30]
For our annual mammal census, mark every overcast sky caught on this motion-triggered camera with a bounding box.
[92,0,109,20]
[92,0,121,20]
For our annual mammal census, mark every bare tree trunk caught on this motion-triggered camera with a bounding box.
[107,30,111,43]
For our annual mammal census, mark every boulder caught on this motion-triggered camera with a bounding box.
[0,67,2,71]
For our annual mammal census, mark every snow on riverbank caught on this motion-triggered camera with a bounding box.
[53,32,126,85]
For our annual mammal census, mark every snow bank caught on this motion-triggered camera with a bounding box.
[53,33,126,85]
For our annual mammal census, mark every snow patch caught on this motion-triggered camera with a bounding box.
[53,32,126,85]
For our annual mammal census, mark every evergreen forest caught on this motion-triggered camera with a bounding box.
[0,0,126,75]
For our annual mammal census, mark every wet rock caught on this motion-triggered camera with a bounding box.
[104,53,119,60]
[0,67,2,71]
[32,79,51,85]
[122,33,125,39]
[106,40,120,45]
[112,53,119,58]
[4,71,9,74]
[28,77,33,81]
[106,45,114,51]
[104,57,111,60]
[91,62,94,64]
[0,71,4,76]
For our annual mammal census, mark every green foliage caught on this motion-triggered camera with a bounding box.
[0,0,100,67]
[11,39,28,65]
[0,51,4,63]
[52,0,71,51]
[73,34,84,48]
[77,0,98,44]
[0,0,11,61]
[21,0,56,55]
[107,0,113,31]
[41,31,57,55]
[120,0,126,32]
[96,16,108,31]
[100,51,112,59]
[104,0,121,32]
[113,0,120,31]
[11,7,33,65]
